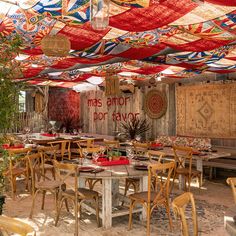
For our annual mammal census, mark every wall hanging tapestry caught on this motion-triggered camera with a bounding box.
[176,83,236,138]
[144,89,167,119]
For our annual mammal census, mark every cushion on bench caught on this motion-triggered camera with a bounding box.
[156,136,211,149]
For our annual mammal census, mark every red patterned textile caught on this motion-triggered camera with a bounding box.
[1,0,236,84]
[110,0,197,31]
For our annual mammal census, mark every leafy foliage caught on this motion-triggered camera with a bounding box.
[120,117,151,140]
[0,34,24,195]
[0,34,24,132]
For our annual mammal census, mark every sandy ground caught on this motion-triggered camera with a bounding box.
[2,177,234,236]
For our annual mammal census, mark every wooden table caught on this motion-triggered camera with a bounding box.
[160,147,231,188]
[78,161,153,229]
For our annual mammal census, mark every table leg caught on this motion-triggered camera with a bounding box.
[79,177,86,188]
[102,178,112,229]
[178,175,185,190]
[112,179,120,206]
[196,158,203,187]
[139,176,148,220]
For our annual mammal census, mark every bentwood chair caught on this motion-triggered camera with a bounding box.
[172,192,198,236]
[133,142,150,158]
[172,146,201,191]
[123,142,150,198]
[73,139,95,157]
[4,147,32,199]
[53,161,100,236]
[147,150,165,162]
[48,140,71,161]
[227,178,236,204]
[128,161,175,236]
[27,153,62,219]
[80,147,104,190]
[37,145,58,180]
[103,139,120,152]
[0,215,36,236]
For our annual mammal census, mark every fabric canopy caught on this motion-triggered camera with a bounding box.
[1,0,236,86]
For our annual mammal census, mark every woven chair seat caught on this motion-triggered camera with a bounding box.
[4,167,26,176]
[129,191,157,202]
[176,167,189,174]
[35,180,62,190]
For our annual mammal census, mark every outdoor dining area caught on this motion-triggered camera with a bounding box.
[1,0,236,235]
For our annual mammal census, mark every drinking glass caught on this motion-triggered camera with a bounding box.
[92,152,99,162]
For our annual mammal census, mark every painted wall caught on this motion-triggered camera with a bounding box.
[48,88,80,129]
[80,84,176,139]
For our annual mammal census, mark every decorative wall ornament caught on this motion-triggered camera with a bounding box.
[176,83,236,138]
[144,89,167,119]
[41,34,71,57]
[105,69,120,96]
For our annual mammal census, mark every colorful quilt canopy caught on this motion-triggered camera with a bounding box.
[1,0,236,87]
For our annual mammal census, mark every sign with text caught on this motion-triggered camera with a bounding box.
[87,96,140,122]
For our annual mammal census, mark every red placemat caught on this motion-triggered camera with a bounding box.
[41,133,56,137]
[151,143,163,148]
[94,157,130,166]
[3,145,24,150]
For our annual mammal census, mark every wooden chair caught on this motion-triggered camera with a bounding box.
[4,148,32,199]
[124,143,150,198]
[172,192,198,236]
[128,161,175,236]
[0,215,36,236]
[103,139,120,152]
[80,147,104,190]
[73,139,96,158]
[48,140,71,161]
[37,145,58,180]
[27,153,62,219]
[227,177,236,204]
[133,142,149,158]
[172,146,201,192]
[53,160,100,236]
[147,150,165,162]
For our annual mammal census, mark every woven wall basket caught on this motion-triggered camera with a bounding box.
[41,34,71,57]
[144,89,167,119]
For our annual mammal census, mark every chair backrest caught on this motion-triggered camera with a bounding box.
[172,146,193,170]
[133,142,149,157]
[7,148,32,176]
[53,160,78,200]
[74,139,95,149]
[74,139,96,157]
[147,150,165,162]
[172,192,198,236]
[37,145,58,163]
[27,152,45,193]
[82,146,103,155]
[148,161,175,203]
[103,139,120,152]
[0,215,36,236]
[227,177,236,204]
[48,140,71,160]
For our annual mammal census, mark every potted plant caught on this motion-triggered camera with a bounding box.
[120,117,151,141]
[0,34,24,214]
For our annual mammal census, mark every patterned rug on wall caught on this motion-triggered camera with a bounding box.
[176,83,236,138]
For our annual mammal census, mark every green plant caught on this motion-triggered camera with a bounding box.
[120,117,151,140]
[0,34,24,132]
[0,34,24,212]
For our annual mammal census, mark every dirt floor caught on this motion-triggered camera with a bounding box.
[2,177,234,236]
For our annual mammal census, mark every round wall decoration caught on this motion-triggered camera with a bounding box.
[144,90,167,119]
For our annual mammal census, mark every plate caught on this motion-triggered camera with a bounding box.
[134,164,148,170]
[78,166,95,172]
